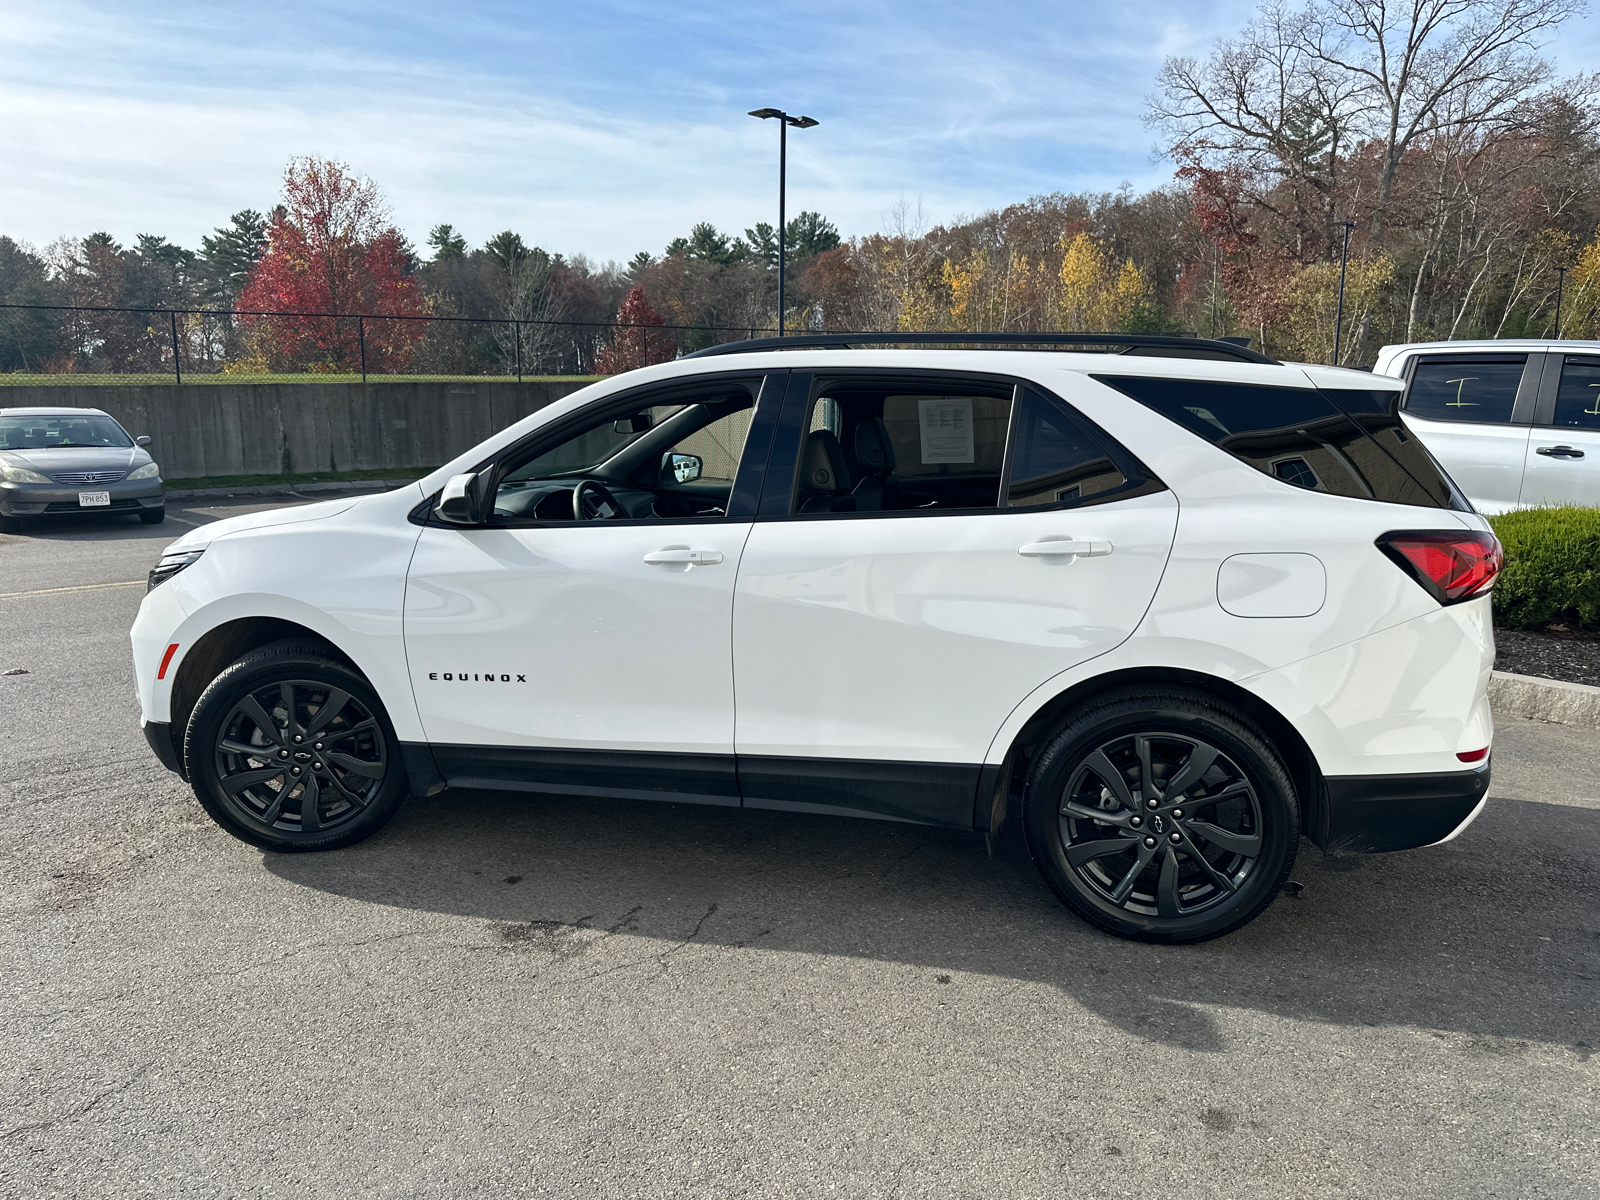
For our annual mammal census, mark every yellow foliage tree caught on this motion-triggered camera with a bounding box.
[1285,257,1393,364]
[1560,225,1600,338]
[1056,234,1150,331]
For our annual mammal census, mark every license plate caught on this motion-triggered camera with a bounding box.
[78,491,110,507]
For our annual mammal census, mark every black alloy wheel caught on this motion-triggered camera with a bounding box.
[1023,688,1298,943]
[185,641,409,851]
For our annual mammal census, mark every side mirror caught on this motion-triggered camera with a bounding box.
[437,472,488,525]
[614,412,654,435]
[135,435,152,447]
[661,452,702,484]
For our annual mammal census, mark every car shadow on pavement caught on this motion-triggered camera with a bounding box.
[264,785,1598,1057]
[0,512,179,543]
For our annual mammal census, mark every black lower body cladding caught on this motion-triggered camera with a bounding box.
[1317,764,1490,854]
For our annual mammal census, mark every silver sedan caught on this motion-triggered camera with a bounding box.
[0,406,165,534]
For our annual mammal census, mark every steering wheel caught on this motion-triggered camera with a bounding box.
[572,478,625,521]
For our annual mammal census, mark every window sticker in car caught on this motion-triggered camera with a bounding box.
[918,397,975,464]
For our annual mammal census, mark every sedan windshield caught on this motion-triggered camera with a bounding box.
[0,415,134,450]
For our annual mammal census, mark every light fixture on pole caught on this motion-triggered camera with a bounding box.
[1332,221,1356,366]
[748,108,819,337]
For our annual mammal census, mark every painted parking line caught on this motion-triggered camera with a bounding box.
[0,580,144,600]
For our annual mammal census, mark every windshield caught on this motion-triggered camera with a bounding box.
[0,414,134,450]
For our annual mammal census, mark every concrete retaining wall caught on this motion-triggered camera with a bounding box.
[0,380,598,480]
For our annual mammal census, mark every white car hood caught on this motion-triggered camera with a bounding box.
[164,497,359,553]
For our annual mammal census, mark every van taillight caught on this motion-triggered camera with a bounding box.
[1375,531,1502,605]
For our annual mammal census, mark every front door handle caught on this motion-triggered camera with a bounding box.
[1536,445,1585,459]
[1018,540,1114,558]
[643,548,724,566]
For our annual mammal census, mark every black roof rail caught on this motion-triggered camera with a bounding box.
[681,331,1279,365]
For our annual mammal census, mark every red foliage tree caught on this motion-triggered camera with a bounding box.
[593,286,675,374]
[238,158,426,372]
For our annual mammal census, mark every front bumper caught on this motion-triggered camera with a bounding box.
[1,479,164,516]
[1314,760,1491,853]
[142,719,184,777]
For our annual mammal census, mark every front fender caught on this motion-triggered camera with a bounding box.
[142,501,425,741]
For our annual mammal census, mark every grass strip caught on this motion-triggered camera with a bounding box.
[165,467,439,490]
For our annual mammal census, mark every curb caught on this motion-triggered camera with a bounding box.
[166,479,423,499]
[1489,670,1600,731]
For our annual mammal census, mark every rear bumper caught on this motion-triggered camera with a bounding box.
[1314,760,1491,854]
[142,719,184,778]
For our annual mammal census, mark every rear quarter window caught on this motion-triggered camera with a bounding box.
[1093,375,1466,511]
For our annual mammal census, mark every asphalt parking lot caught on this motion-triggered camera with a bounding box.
[1,495,1596,1199]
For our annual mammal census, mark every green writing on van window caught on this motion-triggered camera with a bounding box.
[1446,377,1479,407]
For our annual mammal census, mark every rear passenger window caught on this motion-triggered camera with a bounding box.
[1004,389,1128,507]
[787,379,1156,516]
[1552,358,1600,429]
[1405,358,1525,424]
[1096,375,1466,511]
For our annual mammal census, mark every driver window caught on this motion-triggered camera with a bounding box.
[490,383,758,524]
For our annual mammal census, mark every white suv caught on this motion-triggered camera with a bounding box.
[132,334,1501,943]
[1374,339,1600,512]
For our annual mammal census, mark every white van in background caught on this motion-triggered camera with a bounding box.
[1375,340,1600,513]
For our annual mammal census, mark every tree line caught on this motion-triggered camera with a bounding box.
[4,0,1599,375]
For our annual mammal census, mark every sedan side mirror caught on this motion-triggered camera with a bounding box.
[136,435,152,447]
[661,452,703,484]
[614,412,654,435]
[437,472,489,525]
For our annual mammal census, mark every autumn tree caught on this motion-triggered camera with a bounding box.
[593,287,675,374]
[238,158,425,373]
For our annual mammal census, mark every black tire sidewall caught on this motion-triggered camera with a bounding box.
[1023,691,1299,944]
[185,643,407,852]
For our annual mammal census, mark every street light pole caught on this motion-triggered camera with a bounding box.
[1333,220,1356,366]
[1555,266,1568,337]
[749,108,819,337]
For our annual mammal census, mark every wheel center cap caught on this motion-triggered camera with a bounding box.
[1151,814,1166,835]
[294,751,312,762]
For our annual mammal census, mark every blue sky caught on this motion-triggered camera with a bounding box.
[4,0,1600,264]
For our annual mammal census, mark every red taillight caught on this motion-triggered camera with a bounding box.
[1376,530,1502,605]
[1457,747,1489,763]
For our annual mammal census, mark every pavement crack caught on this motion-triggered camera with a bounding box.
[657,902,719,963]
[1,1063,153,1139]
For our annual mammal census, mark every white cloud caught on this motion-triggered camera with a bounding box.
[11,0,1596,263]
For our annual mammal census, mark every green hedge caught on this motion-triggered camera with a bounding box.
[1487,506,1600,629]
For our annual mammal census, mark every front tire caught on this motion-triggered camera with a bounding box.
[184,640,408,852]
[1022,688,1299,944]
[139,507,165,525]
[0,514,22,534]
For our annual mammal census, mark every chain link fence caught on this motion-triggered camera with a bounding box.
[0,303,779,386]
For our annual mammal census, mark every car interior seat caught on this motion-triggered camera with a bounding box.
[797,429,855,513]
[850,417,898,512]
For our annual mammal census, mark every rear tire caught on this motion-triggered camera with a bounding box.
[184,640,408,852]
[1022,687,1299,944]
[139,507,165,525]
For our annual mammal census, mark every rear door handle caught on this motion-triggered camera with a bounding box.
[643,548,724,565]
[1018,540,1113,558]
[1536,445,1585,459]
